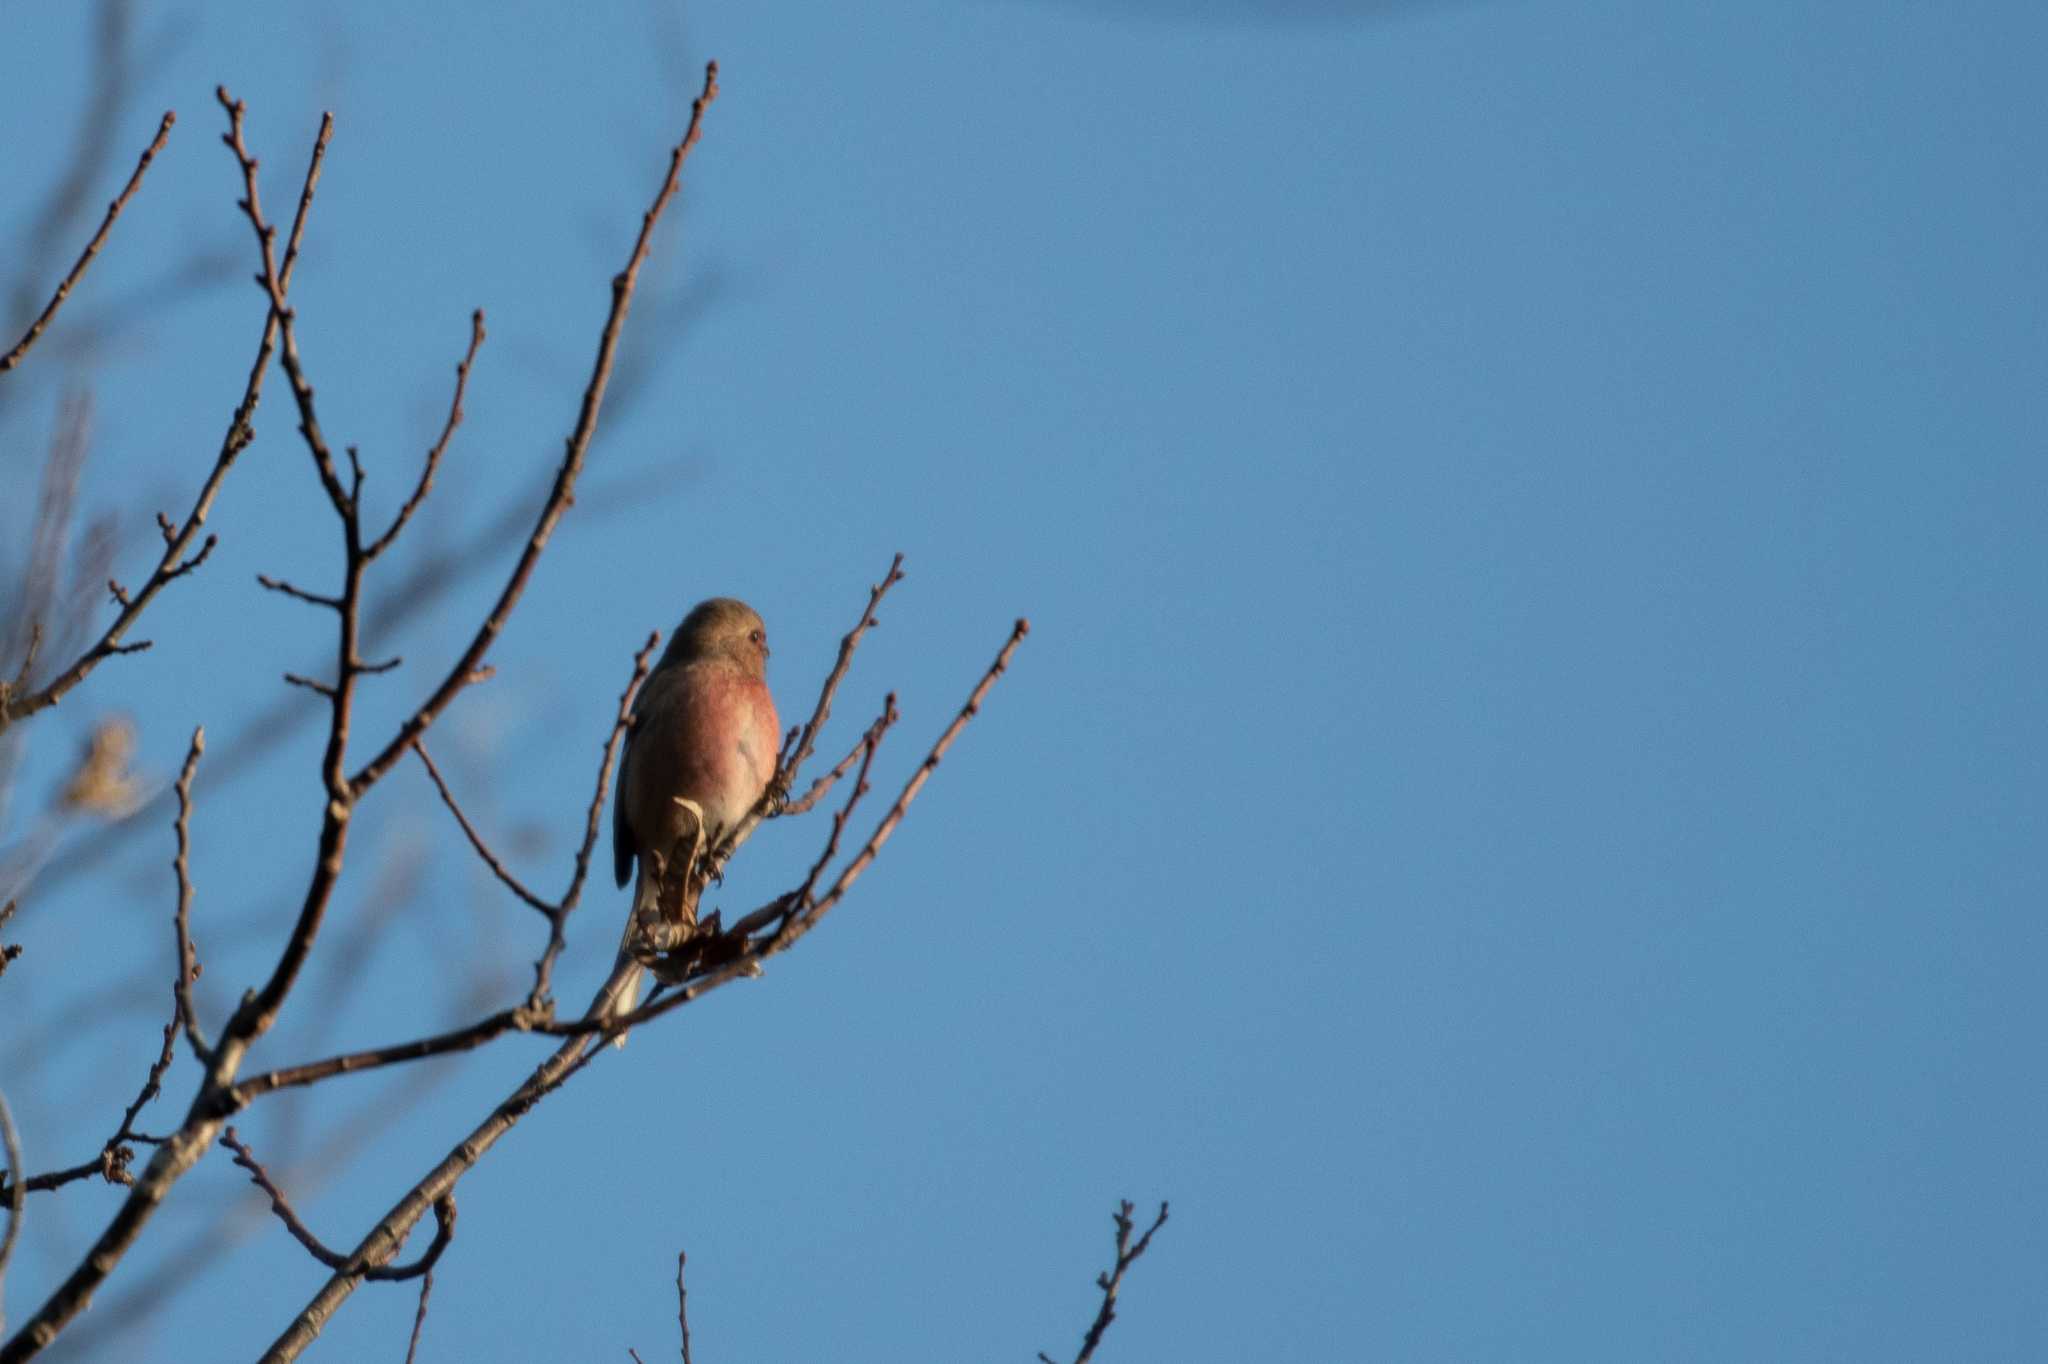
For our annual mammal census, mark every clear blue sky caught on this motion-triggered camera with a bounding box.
[4,1,2045,1359]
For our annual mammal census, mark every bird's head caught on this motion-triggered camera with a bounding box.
[663,596,770,676]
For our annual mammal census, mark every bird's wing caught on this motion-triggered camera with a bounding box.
[612,709,642,889]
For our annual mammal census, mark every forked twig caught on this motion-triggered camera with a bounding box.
[367,310,487,560]
[1039,1201,1171,1364]
[221,1129,454,1282]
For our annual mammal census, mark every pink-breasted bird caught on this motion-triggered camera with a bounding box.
[596,597,779,1042]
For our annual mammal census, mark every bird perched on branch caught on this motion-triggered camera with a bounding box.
[596,597,780,1044]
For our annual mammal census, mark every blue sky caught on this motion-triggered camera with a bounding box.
[3,1,2045,1359]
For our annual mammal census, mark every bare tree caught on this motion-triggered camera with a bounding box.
[0,54,1166,1364]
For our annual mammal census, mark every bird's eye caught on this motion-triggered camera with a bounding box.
[749,629,764,645]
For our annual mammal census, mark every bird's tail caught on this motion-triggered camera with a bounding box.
[590,860,658,1049]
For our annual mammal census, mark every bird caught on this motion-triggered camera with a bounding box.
[595,597,780,1044]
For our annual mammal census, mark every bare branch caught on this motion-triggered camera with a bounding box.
[257,1025,599,1359]
[411,740,555,916]
[162,534,216,582]
[531,630,659,1004]
[777,555,904,803]
[786,698,895,910]
[1040,1201,1170,1364]
[702,552,905,871]
[0,111,176,375]
[221,1130,454,1282]
[345,60,723,800]
[0,91,345,1363]
[365,310,487,561]
[778,724,883,816]
[0,1150,129,1205]
[790,618,1028,930]
[235,603,1025,1359]
[280,672,336,700]
[170,729,208,1059]
[0,89,329,735]
[602,618,1031,1025]
[0,731,207,1207]
[402,1271,434,1364]
[226,1004,555,1105]
[218,90,346,517]
[676,1250,693,1364]
[255,575,340,611]
[23,457,676,906]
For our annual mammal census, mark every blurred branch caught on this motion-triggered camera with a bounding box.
[0,899,17,985]
[1038,1200,1170,1364]
[0,89,326,737]
[0,111,175,375]
[2,0,137,381]
[0,1088,21,1335]
[0,729,207,1207]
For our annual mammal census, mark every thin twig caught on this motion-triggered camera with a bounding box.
[778,725,882,816]
[786,699,894,910]
[344,60,723,801]
[402,1271,433,1364]
[790,619,1028,931]
[531,631,660,1004]
[0,93,324,735]
[219,91,346,516]
[280,672,335,700]
[221,1129,454,1282]
[0,743,205,1208]
[171,728,208,1058]
[697,552,906,879]
[781,553,906,787]
[1,111,176,375]
[411,740,556,916]
[676,1251,692,1364]
[255,575,340,610]
[0,1152,122,1205]
[0,982,191,1207]
[1040,1200,1171,1364]
[365,310,486,560]
[24,456,678,905]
